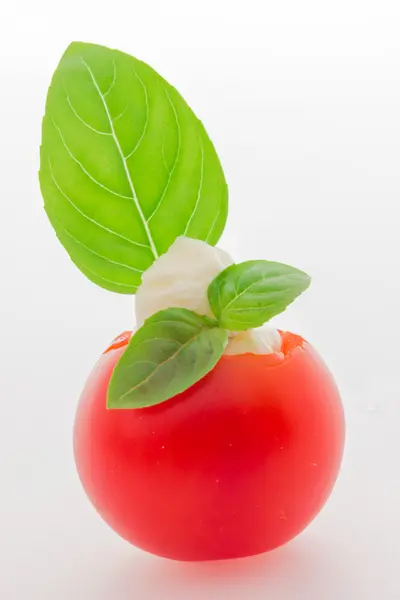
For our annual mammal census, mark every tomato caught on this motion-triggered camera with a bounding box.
[74,331,345,561]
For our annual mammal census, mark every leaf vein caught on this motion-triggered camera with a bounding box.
[57,224,144,274]
[47,159,151,251]
[161,138,169,171]
[142,319,198,331]
[183,136,204,235]
[206,183,225,243]
[104,60,117,97]
[223,275,298,312]
[52,119,133,200]
[65,94,112,136]
[125,71,150,160]
[119,328,205,399]
[81,263,137,289]
[113,105,128,122]
[147,86,181,222]
[130,337,183,353]
[81,58,159,259]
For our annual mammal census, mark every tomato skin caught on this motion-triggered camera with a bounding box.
[74,332,345,561]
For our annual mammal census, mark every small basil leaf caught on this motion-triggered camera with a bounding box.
[208,260,311,330]
[40,42,228,294]
[107,308,228,409]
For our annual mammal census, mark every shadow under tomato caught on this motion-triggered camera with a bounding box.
[155,541,308,582]
[104,533,353,600]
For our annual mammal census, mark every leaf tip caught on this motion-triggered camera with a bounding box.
[63,40,89,54]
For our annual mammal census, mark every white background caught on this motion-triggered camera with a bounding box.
[1,1,399,598]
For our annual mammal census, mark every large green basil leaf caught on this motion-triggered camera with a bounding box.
[40,42,228,293]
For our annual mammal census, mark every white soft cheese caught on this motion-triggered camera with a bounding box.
[225,326,282,355]
[135,237,282,355]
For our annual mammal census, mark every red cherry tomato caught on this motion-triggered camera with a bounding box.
[74,331,345,561]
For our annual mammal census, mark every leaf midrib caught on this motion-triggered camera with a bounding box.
[119,327,209,401]
[221,272,305,312]
[81,58,159,259]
